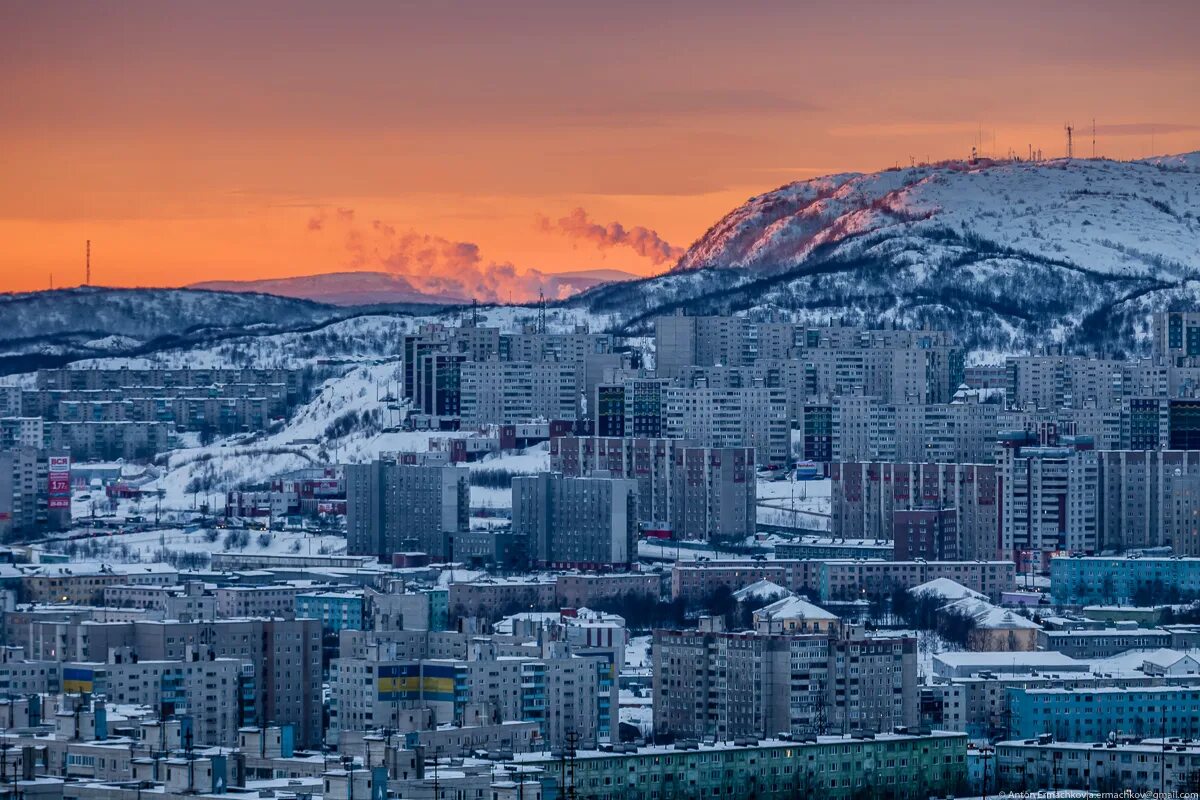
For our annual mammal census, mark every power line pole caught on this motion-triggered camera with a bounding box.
[564,728,580,800]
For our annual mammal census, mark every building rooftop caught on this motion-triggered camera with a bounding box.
[510,730,965,763]
[910,577,987,602]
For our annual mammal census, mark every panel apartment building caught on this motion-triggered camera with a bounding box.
[830,461,999,560]
[549,435,688,529]
[345,460,469,560]
[0,446,72,540]
[459,361,578,427]
[654,623,918,740]
[28,617,323,748]
[512,473,639,569]
[997,431,1099,561]
[832,394,1001,464]
[671,446,757,543]
[663,385,788,467]
[549,436,755,541]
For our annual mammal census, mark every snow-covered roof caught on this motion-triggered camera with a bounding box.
[1141,648,1200,671]
[910,578,986,602]
[934,650,1083,669]
[942,597,1040,630]
[732,579,791,602]
[756,595,837,621]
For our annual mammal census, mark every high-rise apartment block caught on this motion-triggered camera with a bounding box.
[459,361,578,426]
[670,446,757,543]
[549,435,691,529]
[0,447,71,540]
[345,460,468,559]
[512,473,639,569]
[830,462,998,560]
[663,386,788,466]
[998,431,1098,561]
[654,622,918,740]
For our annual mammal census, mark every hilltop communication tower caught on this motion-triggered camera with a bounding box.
[1064,123,1074,159]
[85,240,91,285]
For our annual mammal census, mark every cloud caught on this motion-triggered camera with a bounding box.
[535,207,684,266]
[306,208,572,303]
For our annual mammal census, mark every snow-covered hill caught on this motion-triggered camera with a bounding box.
[0,287,340,344]
[0,287,360,375]
[191,269,639,307]
[191,272,468,306]
[576,154,1200,354]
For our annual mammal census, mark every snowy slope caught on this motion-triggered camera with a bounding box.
[131,360,548,514]
[575,154,1200,354]
[676,157,1199,279]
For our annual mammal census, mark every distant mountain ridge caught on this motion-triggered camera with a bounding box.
[573,154,1200,354]
[191,268,639,306]
[0,287,354,374]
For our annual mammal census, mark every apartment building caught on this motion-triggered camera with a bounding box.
[835,396,1001,465]
[1051,555,1200,605]
[663,385,788,466]
[0,386,20,417]
[998,432,1099,561]
[19,563,178,605]
[1004,355,1165,410]
[1096,450,1200,553]
[330,639,601,748]
[997,737,1200,796]
[345,460,468,559]
[670,446,756,543]
[830,461,999,560]
[295,591,364,632]
[512,473,638,569]
[101,581,217,622]
[214,584,316,619]
[1154,311,1200,366]
[459,361,578,426]
[1036,626,1176,658]
[42,421,173,461]
[654,313,752,378]
[517,732,966,800]
[832,394,896,462]
[0,418,43,449]
[1120,396,1200,450]
[553,572,664,608]
[65,652,252,746]
[1008,685,1200,741]
[592,378,671,438]
[549,435,693,529]
[31,617,323,748]
[0,447,72,540]
[654,622,918,739]
[668,559,1015,605]
[446,578,558,620]
[814,560,1015,602]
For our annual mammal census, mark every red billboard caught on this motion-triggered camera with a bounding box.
[48,455,71,509]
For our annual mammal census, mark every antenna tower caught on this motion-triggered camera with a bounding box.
[85,240,91,286]
[1092,119,1096,159]
[537,291,547,335]
[1064,123,1074,159]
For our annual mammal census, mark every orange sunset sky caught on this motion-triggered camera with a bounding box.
[3,0,1199,300]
